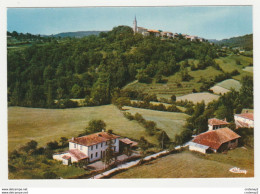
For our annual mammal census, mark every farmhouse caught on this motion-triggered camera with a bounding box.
[208,118,229,131]
[189,128,240,154]
[234,113,254,128]
[53,131,120,165]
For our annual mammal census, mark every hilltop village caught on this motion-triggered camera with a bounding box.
[8,16,253,179]
[133,16,206,42]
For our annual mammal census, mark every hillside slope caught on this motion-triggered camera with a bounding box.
[214,34,253,50]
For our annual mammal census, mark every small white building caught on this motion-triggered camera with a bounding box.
[189,128,240,154]
[208,118,229,131]
[234,113,254,128]
[53,132,120,165]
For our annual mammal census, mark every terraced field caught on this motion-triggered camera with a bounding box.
[124,65,222,100]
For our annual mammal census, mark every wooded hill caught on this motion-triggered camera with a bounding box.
[213,34,253,50]
[48,31,108,38]
[7,25,229,108]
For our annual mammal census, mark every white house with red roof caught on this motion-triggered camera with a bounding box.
[189,128,241,154]
[208,118,229,131]
[234,113,254,128]
[53,131,120,165]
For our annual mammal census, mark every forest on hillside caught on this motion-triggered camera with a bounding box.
[215,34,253,50]
[8,26,219,108]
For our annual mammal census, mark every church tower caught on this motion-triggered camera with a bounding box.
[133,16,137,34]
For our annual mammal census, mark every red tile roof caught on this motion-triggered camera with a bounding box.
[192,128,240,150]
[62,155,71,160]
[235,113,254,121]
[208,118,229,126]
[69,132,120,147]
[69,149,88,161]
[119,138,138,147]
[235,120,250,128]
[148,29,160,33]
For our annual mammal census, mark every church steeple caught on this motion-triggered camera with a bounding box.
[133,15,137,34]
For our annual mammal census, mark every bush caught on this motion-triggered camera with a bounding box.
[43,172,58,179]
[46,141,59,150]
[170,94,176,102]
[192,89,197,93]
[134,113,145,123]
[85,119,106,134]
[123,112,134,120]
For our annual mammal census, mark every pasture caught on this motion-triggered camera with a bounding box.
[243,66,253,73]
[130,100,186,112]
[8,105,155,151]
[215,55,253,80]
[112,147,254,178]
[123,106,189,140]
[176,92,219,105]
[210,85,230,95]
[210,79,242,94]
[216,79,241,91]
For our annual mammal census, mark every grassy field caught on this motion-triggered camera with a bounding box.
[215,55,253,80]
[123,106,189,140]
[243,66,253,73]
[130,100,186,112]
[210,79,242,95]
[8,105,156,152]
[112,147,254,178]
[216,79,242,91]
[210,85,230,95]
[176,92,219,105]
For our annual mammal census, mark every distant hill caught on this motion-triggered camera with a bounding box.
[209,34,253,50]
[48,31,108,38]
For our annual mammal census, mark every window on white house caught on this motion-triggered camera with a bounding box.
[91,154,93,159]
[80,145,82,150]
[95,152,98,157]
[96,144,98,149]
[91,146,93,150]
[101,143,103,147]
[74,144,76,148]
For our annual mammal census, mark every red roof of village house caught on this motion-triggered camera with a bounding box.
[69,149,88,161]
[69,132,120,147]
[62,155,71,160]
[208,118,229,126]
[235,120,250,128]
[119,138,138,147]
[147,29,160,33]
[236,113,254,121]
[192,128,240,150]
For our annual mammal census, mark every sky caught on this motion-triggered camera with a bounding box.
[7,6,252,40]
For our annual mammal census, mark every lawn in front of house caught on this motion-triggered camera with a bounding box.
[111,147,253,178]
